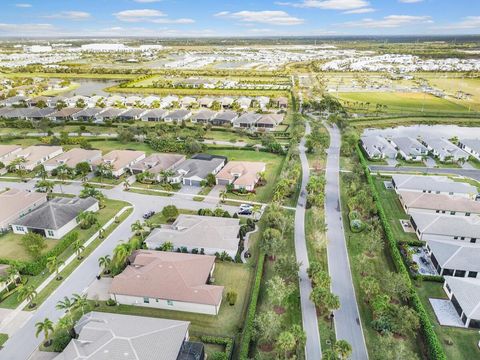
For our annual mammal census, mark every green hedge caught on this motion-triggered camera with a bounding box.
[356,144,446,360]
[238,253,265,360]
[200,336,234,359]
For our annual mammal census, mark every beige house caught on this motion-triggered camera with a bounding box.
[130,153,185,181]
[0,144,22,163]
[0,189,47,232]
[95,150,145,178]
[3,145,63,171]
[216,161,266,191]
[110,251,223,315]
[44,148,102,172]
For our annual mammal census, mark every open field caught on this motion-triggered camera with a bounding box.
[335,92,470,114]
[428,77,480,111]
[349,116,480,129]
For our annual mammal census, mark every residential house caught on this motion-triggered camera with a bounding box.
[67,95,88,108]
[220,97,234,109]
[391,137,428,161]
[139,109,167,122]
[48,107,82,122]
[3,145,63,171]
[0,189,47,232]
[198,96,214,108]
[423,138,469,163]
[0,108,31,120]
[23,107,56,121]
[95,150,146,178]
[145,214,241,259]
[0,145,22,165]
[216,161,266,191]
[95,107,125,121]
[458,139,480,161]
[110,250,223,315]
[211,111,238,126]
[125,96,143,107]
[236,97,252,110]
[160,95,179,109]
[44,148,102,172]
[26,96,50,107]
[142,95,161,107]
[256,96,270,110]
[360,135,397,160]
[191,109,216,124]
[130,153,185,181]
[232,113,262,129]
[169,154,226,186]
[180,96,197,108]
[105,95,125,107]
[410,211,480,244]
[164,109,191,123]
[443,276,480,328]
[117,108,146,121]
[0,107,14,118]
[256,113,284,130]
[398,190,480,216]
[276,97,288,109]
[1,95,28,106]
[391,174,478,199]
[52,311,204,360]
[12,197,98,239]
[88,95,104,108]
[71,107,105,122]
[426,239,480,278]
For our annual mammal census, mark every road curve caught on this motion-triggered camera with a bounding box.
[295,121,322,360]
[324,122,369,360]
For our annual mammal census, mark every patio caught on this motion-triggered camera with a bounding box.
[429,298,465,328]
[410,246,438,276]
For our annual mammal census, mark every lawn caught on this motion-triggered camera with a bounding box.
[335,92,469,114]
[416,281,480,360]
[428,77,480,111]
[88,140,154,155]
[148,209,197,225]
[0,333,8,348]
[0,232,57,262]
[94,261,253,337]
[372,177,418,244]
[208,149,286,203]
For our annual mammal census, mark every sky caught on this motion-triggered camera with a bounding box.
[0,0,479,38]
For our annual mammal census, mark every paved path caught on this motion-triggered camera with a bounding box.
[324,122,368,360]
[295,121,322,360]
[368,165,480,182]
[0,181,238,360]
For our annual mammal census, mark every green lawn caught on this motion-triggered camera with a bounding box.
[335,92,469,114]
[416,281,480,359]
[148,209,197,226]
[0,333,8,348]
[94,261,253,337]
[208,149,285,203]
[0,232,57,262]
[373,177,418,244]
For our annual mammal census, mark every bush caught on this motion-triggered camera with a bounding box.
[106,299,117,306]
[226,291,237,306]
[200,336,233,359]
[51,329,72,352]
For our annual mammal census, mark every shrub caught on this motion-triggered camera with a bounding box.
[106,299,116,306]
[51,329,72,352]
[226,291,237,306]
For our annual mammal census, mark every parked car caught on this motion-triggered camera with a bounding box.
[239,204,253,211]
[239,209,252,215]
[143,210,155,219]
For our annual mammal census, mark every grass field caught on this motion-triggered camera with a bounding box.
[335,92,470,114]
[428,77,480,111]
[94,261,253,337]
[208,149,286,203]
[349,116,480,129]
[0,233,57,262]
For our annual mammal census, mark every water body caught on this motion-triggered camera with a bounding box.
[363,124,480,139]
[61,79,120,97]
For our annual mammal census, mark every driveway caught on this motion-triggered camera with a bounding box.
[424,157,437,168]
[205,185,224,204]
[86,278,113,301]
[323,121,368,360]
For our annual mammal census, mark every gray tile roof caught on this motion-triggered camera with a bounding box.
[460,138,480,153]
[392,137,428,156]
[14,197,97,230]
[140,109,167,120]
[423,138,469,160]
[361,135,397,159]
[164,109,191,121]
[233,112,261,125]
[213,110,237,122]
[392,174,477,196]
[191,109,216,121]
[53,311,189,360]
[428,239,480,272]
[411,211,480,239]
[444,276,480,320]
[173,154,225,180]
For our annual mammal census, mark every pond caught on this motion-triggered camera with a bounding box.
[61,79,120,97]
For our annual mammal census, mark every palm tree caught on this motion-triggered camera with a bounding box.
[73,239,85,260]
[35,179,55,196]
[123,180,130,191]
[71,293,90,316]
[130,221,145,240]
[252,204,262,221]
[34,164,47,180]
[76,211,98,229]
[276,331,296,359]
[219,190,227,203]
[98,255,112,275]
[113,242,132,267]
[6,264,21,286]
[55,296,74,314]
[17,284,38,308]
[56,165,70,193]
[96,162,114,183]
[35,318,54,346]
[334,340,352,360]
[47,256,65,280]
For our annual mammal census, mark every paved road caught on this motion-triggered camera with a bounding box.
[295,121,322,360]
[369,165,480,182]
[0,181,237,360]
[324,122,369,360]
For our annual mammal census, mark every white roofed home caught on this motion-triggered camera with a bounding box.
[0,145,22,166]
[422,138,469,163]
[95,150,145,178]
[391,137,428,162]
[0,189,47,233]
[216,161,266,191]
[44,148,102,172]
[360,135,397,160]
[458,138,480,161]
[443,276,480,328]
[3,145,63,171]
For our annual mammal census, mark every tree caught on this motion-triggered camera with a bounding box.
[276,331,296,359]
[372,334,420,360]
[75,162,91,177]
[253,310,282,345]
[123,179,130,191]
[185,139,203,154]
[56,165,71,193]
[226,291,237,306]
[360,276,380,303]
[274,255,300,282]
[310,287,340,315]
[158,241,174,252]
[219,190,227,203]
[162,205,179,222]
[95,162,114,182]
[113,242,132,267]
[35,179,55,195]
[384,272,411,302]
[21,232,47,259]
[35,318,54,346]
[34,164,47,180]
[98,255,112,274]
[76,211,99,229]
[17,285,38,308]
[260,228,284,260]
[55,296,74,314]
[47,256,65,280]
[291,324,307,358]
[334,340,352,360]
[266,276,293,309]
[71,293,90,316]
[131,220,146,241]
[73,239,85,260]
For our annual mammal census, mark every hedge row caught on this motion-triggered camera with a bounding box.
[356,144,447,360]
[238,253,265,360]
[0,231,78,276]
[200,336,234,359]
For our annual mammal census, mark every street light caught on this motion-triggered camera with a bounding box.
[329,312,335,330]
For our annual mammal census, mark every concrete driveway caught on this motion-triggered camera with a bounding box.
[424,157,437,168]
[86,278,113,301]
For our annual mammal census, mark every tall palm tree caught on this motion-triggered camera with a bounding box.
[76,211,98,229]
[98,255,112,275]
[35,318,54,346]
[47,256,65,280]
[55,296,74,314]
[219,190,227,203]
[71,293,90,316]
[130,221,145,240]
[73,239,85,260]
[123,180,130,191]
[6,264,21,286]
[17,284,38,308]
[113,242,132,267]
[56,165,70,194]
[35,179,55,195]
[34,164,47,180]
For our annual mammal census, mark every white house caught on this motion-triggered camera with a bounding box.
[458,139,480,161]
[391,137,428,161]
[95,150,146,178]
[443,276,480,328]
[422,138,469,163]
[360,135,397,160]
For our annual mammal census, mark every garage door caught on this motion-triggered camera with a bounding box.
[217,179,230,186]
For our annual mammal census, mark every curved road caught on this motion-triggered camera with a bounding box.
[0,181,237,360]
[295,121,322,360]
[324,122,369,360]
